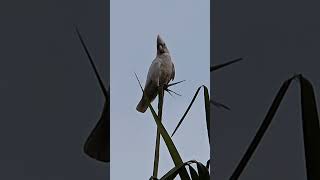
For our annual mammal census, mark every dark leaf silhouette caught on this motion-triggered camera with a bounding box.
[299,75,320,180]
[210,58,243,72]
[75,26,109,162]
[83,101,109,162]
[230,75,320,180]
[171,86,210,144]
[211,100,231,110]
[153,86,164,177]
[159,160,209,180]
[135,73,191,180]
[197,161,210,180]
[189,165,199,180]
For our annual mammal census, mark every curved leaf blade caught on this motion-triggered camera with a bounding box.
[135,73,190,180]
[210,58,243,72]
[171,85,210,142]
[189,165,199,180]
[230,76,295,180]
[299,75,320,179]
[160,160,208,180]
[197,162,210,180]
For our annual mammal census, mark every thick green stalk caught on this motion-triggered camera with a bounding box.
[153,86,164,178]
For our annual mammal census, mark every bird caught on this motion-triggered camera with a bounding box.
[136,35,175,113]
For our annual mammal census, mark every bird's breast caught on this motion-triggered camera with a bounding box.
[159,56,173,85]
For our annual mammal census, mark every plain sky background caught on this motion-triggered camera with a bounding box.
[0,0,108,179]
[110,0,210,179]
[212,0,320,179]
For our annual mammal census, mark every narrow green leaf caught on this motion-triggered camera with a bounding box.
[188,165,199,180]
[167,80,186,88]
[148,106,190,180]
[203,86,210,143]
[135,73,190,180]
[206,159,210,169]
[197,162,210,180]
[299,75,320,179]
[171,86,202,137]
[160,161,195,180]
[171,86,210,140]
[160,160,208,180]
[153,87,164,178]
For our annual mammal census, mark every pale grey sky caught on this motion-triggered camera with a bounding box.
[110,0,210,179]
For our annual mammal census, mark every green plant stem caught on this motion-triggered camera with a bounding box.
[135,73,190,180]
[153,86,164,178]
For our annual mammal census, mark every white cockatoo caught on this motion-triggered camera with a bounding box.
[136,35,175,113]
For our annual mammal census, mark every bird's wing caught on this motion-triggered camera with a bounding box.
[146,58,161,87]
[171,62,175,81]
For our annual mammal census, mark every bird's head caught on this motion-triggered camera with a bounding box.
[157,35,169,55]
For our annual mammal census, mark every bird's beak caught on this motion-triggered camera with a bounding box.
[157,35,166,53]
[157,35,164,45]
[158,44,163,51]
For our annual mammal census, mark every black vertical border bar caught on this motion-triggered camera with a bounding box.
[107,0,111,166]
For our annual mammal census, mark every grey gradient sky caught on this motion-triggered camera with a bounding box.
[110,0,210,179]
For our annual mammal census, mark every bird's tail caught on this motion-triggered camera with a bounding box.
[136,95,148,113]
